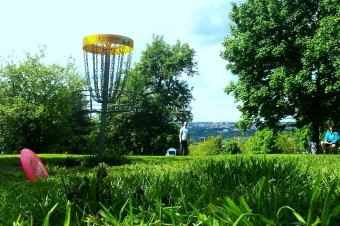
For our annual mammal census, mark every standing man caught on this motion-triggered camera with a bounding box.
[321,123,339,154]
[179,122,189,156]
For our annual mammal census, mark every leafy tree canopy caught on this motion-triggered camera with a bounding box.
[0,48,93,153]
[221,0,340,144]
[105,35,198,155]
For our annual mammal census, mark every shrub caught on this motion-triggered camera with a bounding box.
[223,140,241,154]
[240,126,311,154]
[288,126,311,153]
[276,131,297,154]
[189,136,223,156]
[244,128,280,154]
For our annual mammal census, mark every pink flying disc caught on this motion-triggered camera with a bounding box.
[20,149,49,182]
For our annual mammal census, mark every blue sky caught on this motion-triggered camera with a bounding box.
[0,0,241,122]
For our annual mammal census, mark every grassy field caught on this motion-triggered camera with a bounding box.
[1,154,340,225]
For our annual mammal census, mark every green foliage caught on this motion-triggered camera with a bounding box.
[243,126,312,154]
[287,126,312,153]
[276,131,297,154]
[221,0,340,146]
[245,128,280,154]
[207,171,340,225]
[0,48,95,154]
[189,136,223,155]
[3,155,340,225]
[69,111,97,154]
[63,156,81,167]
[105,35,198,155]
[223,139,241,154]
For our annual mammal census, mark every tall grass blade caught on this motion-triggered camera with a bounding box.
[98,202,119,225]
[208,203,231,224]
[155,199,163,224]
[180,187,188,212]
[311,216,321,225]
[64,201,71,226]
[327,204,340,223]
[75,205,87,226]
[129,197,133,226]
[307,172,322,225]
[14,214,23,226]
[257,176,266,216]
[233,213,275,226]
[43,203,58,226]
[190,203,214,225]
[209,198,253,226]
[321,179,337,225]
[161,207,181,225]
[277,206,306,224]
[239,196,251,213]
[119,198,129,222]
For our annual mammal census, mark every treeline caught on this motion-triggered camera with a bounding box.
[0,49,96,154]
[190,128,295,144]
[0,36,198,155]
[189,126,312,155]
[190,128,256,143]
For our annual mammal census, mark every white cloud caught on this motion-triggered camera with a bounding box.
[189,0,233,45]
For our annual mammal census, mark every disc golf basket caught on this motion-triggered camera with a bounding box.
[72,34,136,155]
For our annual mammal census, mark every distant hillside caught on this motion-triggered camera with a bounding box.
[189,127,256,142]
[188,121,294,143]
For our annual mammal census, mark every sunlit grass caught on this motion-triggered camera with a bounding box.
[1,154,340,225]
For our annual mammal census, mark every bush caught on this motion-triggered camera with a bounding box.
[276,131,297,154]
[189,136,223,156]
[243,127,310,154]
[223,140,241,154]
[244,128,280,154]
[288,127,311,153]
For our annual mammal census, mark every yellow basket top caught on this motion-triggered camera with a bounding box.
[83,34,134,55]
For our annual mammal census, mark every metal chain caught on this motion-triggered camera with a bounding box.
[121,51,133,92]
[114,48,126,101]
[114,51,133,111]
[126,51,133,72]
[116,51,132,101]
[108,45,116,99]
[111,49,122,102]
[83,50,93,98]
[93,45,100,101]
[81,42,134,112]
[100,45,105,100]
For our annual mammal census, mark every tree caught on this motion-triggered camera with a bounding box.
[105,35,198,155]
[221,0,340,146]
[0,48,94,153]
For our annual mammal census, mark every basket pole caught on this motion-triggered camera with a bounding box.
[98,52,110,155]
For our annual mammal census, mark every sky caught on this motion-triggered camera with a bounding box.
[0,0,242,122]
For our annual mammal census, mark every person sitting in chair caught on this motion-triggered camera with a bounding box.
[321,124,339,154]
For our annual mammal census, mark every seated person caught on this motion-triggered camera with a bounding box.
[321,124,339,154]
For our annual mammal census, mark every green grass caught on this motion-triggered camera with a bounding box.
[1,154,340,225]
